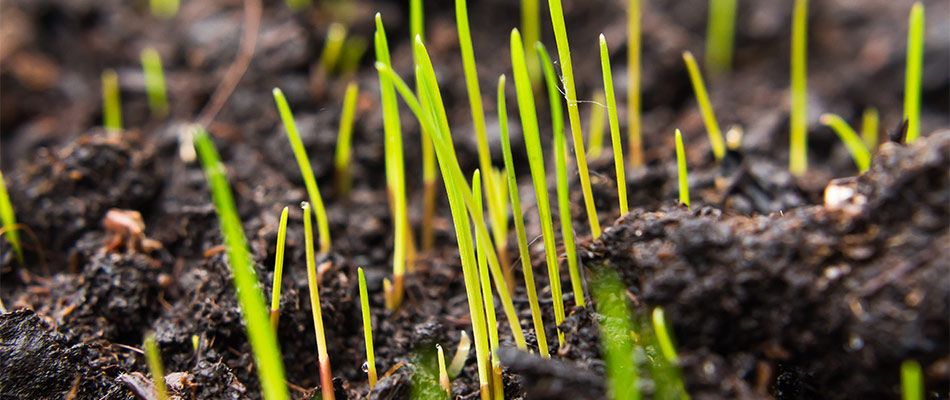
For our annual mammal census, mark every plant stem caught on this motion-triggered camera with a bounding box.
[683,51,726,161]
[0,170,23,262]
[705,0,737,76]
[861,107,879,150]
[102,69,122,134]
[140,48,169,118]
[302,202,335,400]
[675,129,690,209]
[903,2,924,143]
[789,0,808,175]
[627,0,643,167]
[143,333,168,400]
[270,206,289,332]
[599,35,629,215]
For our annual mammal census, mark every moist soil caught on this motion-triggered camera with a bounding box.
[1,0,948,399]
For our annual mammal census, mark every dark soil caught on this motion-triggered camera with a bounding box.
[0,0,947,399]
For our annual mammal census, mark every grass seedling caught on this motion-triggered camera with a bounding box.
[358,267,378,388]
[0,170,23,263]
[193,127,289,400]
[437,344,450,397]
[409,1,438,253]
[143,332,168,400]
[448,330,472,378]
[522,0,541,87]
[140,47,169,118]
[334,82,360,197]
[547,0,602,238]
[272,88,331,253]
[498,75,549,358]
[683,51,726,161]
[587,92,607,159]
[374,15,411,310]
[627,0,643,167]
[338,36,368,77]
[102,69,122,134]
[149,0,179,19]
[675,130,690,208]
[456,0,512,289]
[302,202,335,400]
[589,268,639,400]
[861,107,879,150]
[903,2,924,144]
[320,23,348,74]
[409,36,526,351]
[789,0,808,176]
[516,35,566,343]
[901,360,923,400]
[652,307,678,363]
[547,66,584,308]
[600,35,629,215]
[820,114,871,173]
[473,171,504,399]
[269,206,289,331]
[705,0,737,76]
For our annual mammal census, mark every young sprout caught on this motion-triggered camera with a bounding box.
[522,0,541,87]
[820,114,871,173]
[338,36,368,77]
[589,268,638,400]
[903,2,925,143]
[473,171,504,399]
[549,74,584,308]
[269,206,289,331]
[319,23,348,74]
[861,107,879,150]
[357,268,378,388]
[901,360,923,400]
[140,48,169,118]
[374,15,411,310]
[652,307,679,363]
[587,92,607,159]
[599,35,629,215]
[683,51,727,161]
[437,344,450,397]
[456,0,511,289]
[547,0,602,238]
[675,129,690,208]
[143,332,168,400]
[789,0,808,176]
[409,2,438,253]
[498,75,549,358]
[705,0,738,76]
[302,202,335,400]
[101,69,122,134]
[193,127,290,400]
[627,0,643,167]
[0,170,23,262]
[272,88,331,253]
[448,330,472,378]
[149,0,179,19]
[515,34,566,343]
[334,82,360,197]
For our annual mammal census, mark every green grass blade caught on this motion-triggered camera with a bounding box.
[901,360,923,400]
[627,0,643,167]
[102,69,122,133]
[269,206,289,331]
[515,31,566,344]
[302,201,335,400]
[546,0,601,238]
[820,114,871,173]
[587,92,607,159]
[652,307,679,363]
[140,48,169,118]
[193,127,290,400]
[675,129,690,208]
[320,23,348,74]
[903,2,924,143]
[0,170,23,262]
[358,267,378,388]
[861,107,879,150]
[683,51,726,160]
[599,35,629,215]
[790,0,808,175]
[498,74,549,358]
[143,332,168,400]
[334,82,360,197]
[553,91,585,308]
[522,0,541,87]
[272,88,331,253]
[589,267,639,400]
[472,170,501,369]
[705,0,737,75]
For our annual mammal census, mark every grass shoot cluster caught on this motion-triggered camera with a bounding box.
[820,114,871,173]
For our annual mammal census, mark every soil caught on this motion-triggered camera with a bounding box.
[0,0,947,399]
